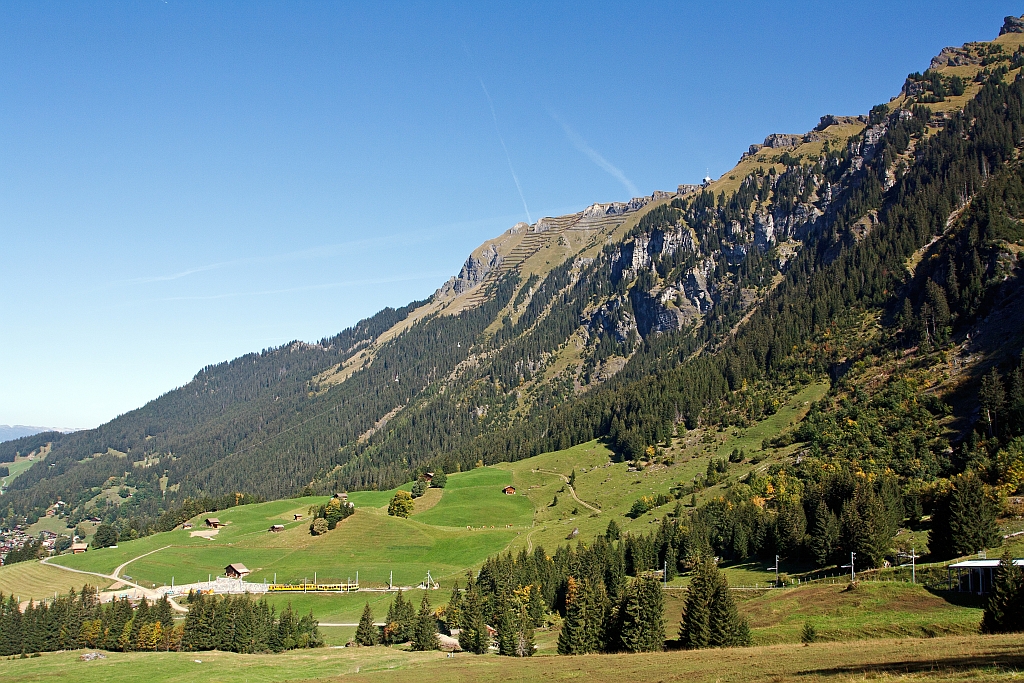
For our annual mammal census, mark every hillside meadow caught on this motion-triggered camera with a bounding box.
[43,384,829,597]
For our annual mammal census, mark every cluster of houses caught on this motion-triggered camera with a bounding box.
[0,524,36,563]
[0,525,88,565]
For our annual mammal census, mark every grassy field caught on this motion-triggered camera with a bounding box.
[2,634,1023,683]
[1,454,39,489]
[48,468,533,591]
[20,382,825,605]
[737,582,982,644]
[0,561,111,601]
[497,381,827,586]
[412,467,533,528]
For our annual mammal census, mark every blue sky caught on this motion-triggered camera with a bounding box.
[0,1,1016,428]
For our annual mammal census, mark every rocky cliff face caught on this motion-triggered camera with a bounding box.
[437,242,503,296]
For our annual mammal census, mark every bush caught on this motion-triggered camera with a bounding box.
[310,518,329,535]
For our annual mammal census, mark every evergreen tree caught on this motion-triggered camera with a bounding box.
[411,593,439,651]
[981,551,1023,633]
[557,577,598,655]
[445,580,462,631]
[496,586,535,656]
[617,576,665,653]
[383,589,414,645]
[430,467,447,488]
[679,558,749,649]
[458,576,489,654]
[527,584,546,627]
[355,603,378,646]
[929,473,1002,558]
[809,498,839,567]
[980,369,1007,437]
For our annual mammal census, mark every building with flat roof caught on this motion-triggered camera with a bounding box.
[947,558,1024,593]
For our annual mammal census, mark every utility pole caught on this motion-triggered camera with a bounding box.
[898,548,917,584]
[663,560,668,588]
[767,555,780,586]
[842,552,856,582]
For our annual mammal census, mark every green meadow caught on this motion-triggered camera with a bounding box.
[39,384,832,607]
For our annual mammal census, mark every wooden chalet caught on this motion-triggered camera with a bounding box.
[224,563,251,579]
[204,518,222,528]
[70,543,88,554]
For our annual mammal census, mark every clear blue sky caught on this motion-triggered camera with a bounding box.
[1,1,1016,429]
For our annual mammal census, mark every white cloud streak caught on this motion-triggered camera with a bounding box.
[551,112,639,197]
[478,79,532,225]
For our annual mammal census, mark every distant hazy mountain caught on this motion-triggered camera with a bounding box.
[0,425,66,444]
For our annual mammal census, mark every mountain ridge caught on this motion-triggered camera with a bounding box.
[4,23,1024,535]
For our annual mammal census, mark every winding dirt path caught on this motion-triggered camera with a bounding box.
[534,469,600,514]
[41,545,188,613]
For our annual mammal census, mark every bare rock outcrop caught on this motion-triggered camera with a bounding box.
[436,243,503,297]
[1001,15,1024,35]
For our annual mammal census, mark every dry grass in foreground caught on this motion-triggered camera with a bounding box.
[2,634,1023,683]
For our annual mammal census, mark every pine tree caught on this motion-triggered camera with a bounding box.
[679,558,749,649]
[708,578,749,647]
[495,584,534,657]
[411,593,439,651]
[930,473,1002,558]
[980,369,1006,437]
[445,581,462,631]
[809,498,839,567]
[527,584,546,627]
[618,576,664,653]
[557,577,597,655]
[679,560,712,649]
[458,577,489,654]
[355,603,378,646]
[982,551,1023,633]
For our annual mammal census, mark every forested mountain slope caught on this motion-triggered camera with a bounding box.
[5,23,1024,541]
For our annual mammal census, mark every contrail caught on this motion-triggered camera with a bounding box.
[551,112,639,197]
[478,79,532,224]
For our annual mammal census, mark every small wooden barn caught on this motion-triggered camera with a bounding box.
[269,524,285,533]
[224,563,251,579]
[502,486,516,495]
[204,518,222,528]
